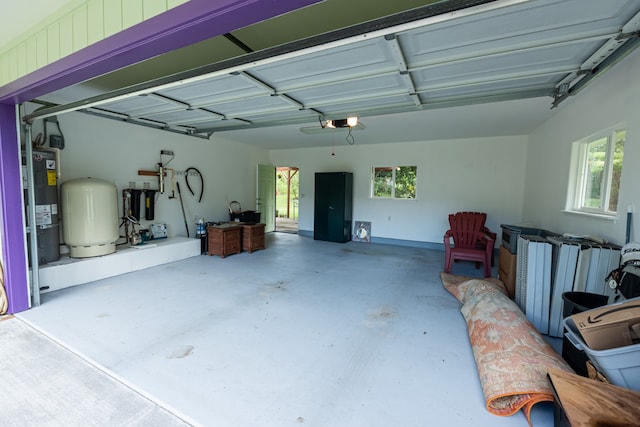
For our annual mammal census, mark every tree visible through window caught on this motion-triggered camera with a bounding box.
[372,166,417,199]
[571,127,625,215]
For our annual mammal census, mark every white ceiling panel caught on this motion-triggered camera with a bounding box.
[405,0,631,58]
[140,109,220,125]
[28,0,640,141]
[421,77,555,103]
[316,94,416,115]
[160,75,265,107]
[187,118,249,129]
[410,44,597,90]
[200,94,295,117]
[98,96,171,117]
[250,38,396,89]
[233,109,318,124]
[289,74,406,106]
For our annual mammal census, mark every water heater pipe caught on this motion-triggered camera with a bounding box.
[158,163,165,194]
[166,168,176,198]
[137,168,167,193]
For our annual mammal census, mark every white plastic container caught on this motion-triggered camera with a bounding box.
[564,316,640,391]
[61,178,119,258]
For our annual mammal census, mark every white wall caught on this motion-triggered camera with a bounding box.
[524,48,640,245]
[31,49,640,249]
[269,135,528,245]
[45,112,269,240]
[31,109,529,249]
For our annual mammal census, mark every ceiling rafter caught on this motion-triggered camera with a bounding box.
[23,0,640,140]
[140,59,569,126]
[231,70,327,120]
[83,107,210,138]
[22,0,523,124]
[145,60,615,132]
[243,30,617,96]
[185,32,621,111]
[552,9,640,106]
[192,65,572,124]
[197,107,227,120]
[384,34,421,107]
[141,93,230,121]
[146,92,193,109]
[200,89,553,133]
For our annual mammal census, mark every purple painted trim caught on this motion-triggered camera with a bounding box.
[0,104,29,313]
[0,0,321,104]
[0,0,316,312]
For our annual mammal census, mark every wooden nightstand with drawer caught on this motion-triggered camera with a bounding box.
[242,223,266,253]
[207,224,242,258]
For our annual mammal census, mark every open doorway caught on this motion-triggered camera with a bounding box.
[275,167,299,233]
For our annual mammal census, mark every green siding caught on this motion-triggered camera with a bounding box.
[9,45,19,80]
[72,6,89,51]
[143,0,167,20]
[87,0,105,45]
[104,1,123,38]
[123,0,144,28]
[0,0,188,87]
[59,15,74,58]
[36,31,48,68]
[47,25,61,63]
[26,38,37,76]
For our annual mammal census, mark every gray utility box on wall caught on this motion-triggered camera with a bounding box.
[313,172,353,243]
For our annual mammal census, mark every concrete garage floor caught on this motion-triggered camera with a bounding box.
[14,233,555,426]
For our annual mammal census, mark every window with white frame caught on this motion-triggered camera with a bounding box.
[568,126,625,216]
[371,166,417,199]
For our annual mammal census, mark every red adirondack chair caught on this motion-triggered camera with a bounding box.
[443,211,495,277]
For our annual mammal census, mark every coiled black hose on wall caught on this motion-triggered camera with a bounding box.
[185,167,204,203]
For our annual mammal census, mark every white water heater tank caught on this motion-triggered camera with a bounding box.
[61,178,119,258]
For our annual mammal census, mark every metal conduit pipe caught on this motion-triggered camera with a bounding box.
[24,123,41,307]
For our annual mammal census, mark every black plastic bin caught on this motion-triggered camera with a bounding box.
[561,291,609,376]
[229,210,261,223]
[562,292,609,317]
[500,224,560,254]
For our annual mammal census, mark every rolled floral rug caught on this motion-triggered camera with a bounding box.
[441,272,572,426]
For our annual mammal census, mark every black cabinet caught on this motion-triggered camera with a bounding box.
[314,172,353,243]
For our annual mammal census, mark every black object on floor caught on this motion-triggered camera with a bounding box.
[561,292,609,376]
